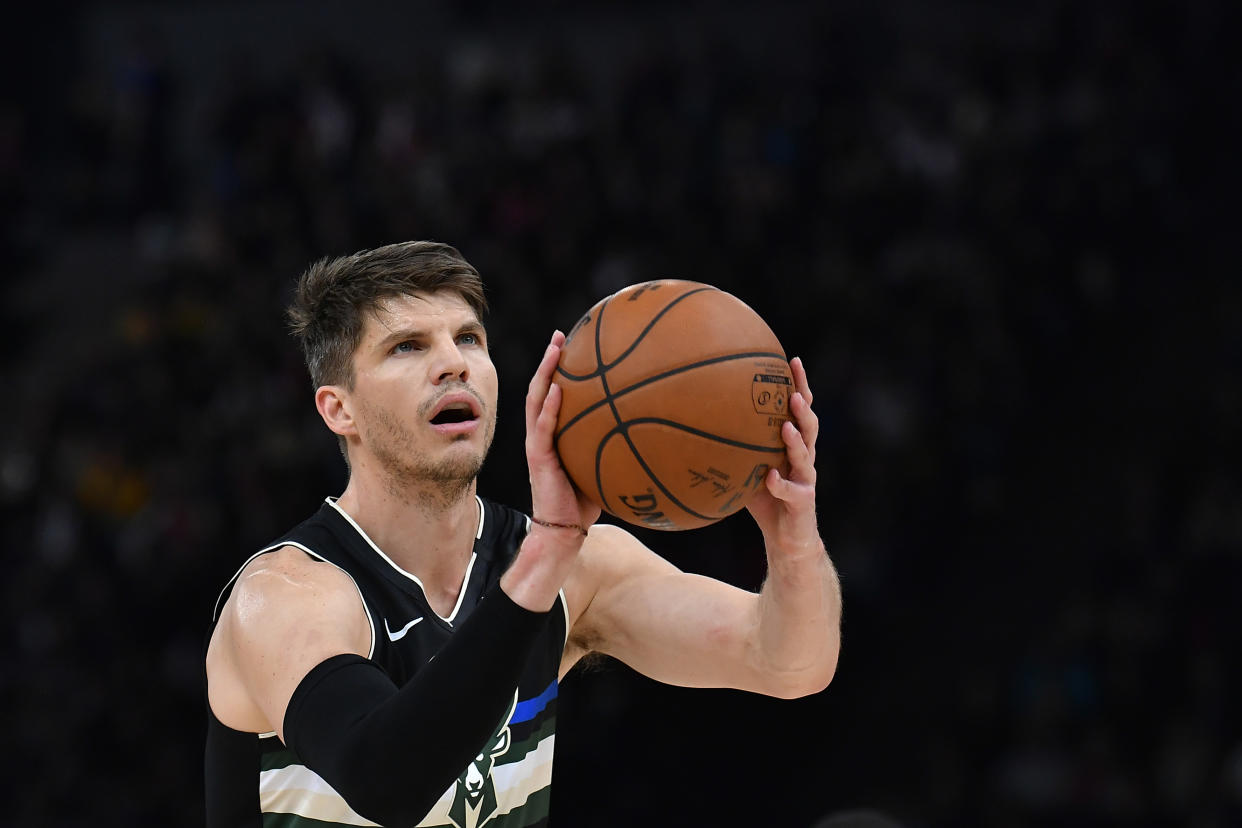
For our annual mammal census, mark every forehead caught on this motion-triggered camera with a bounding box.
[364,291,481,337]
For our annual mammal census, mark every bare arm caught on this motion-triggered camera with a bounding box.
[564,357,841,698]
[207,546,372,740]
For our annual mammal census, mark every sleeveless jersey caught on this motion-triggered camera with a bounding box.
[205,496,567,828]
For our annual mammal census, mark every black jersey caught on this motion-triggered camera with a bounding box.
[205,496,567,828]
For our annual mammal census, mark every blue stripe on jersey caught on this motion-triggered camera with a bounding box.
[512,680,557,724]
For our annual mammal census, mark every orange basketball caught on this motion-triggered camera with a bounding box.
[553,279,793,531]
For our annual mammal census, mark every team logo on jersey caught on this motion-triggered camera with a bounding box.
[447,691,517,828]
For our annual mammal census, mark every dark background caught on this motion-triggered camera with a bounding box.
[2,1,1239,825]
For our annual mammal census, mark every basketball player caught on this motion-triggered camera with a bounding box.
[204,241,841,827]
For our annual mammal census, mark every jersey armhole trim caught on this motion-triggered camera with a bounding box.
[212,542,378,660]
[558,588,570,649]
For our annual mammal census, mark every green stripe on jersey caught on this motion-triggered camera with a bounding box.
[263,812,360,828]
[261,722,553,775]
[492,784,552,827]
[261,746,300,773]
[497,716,556,768]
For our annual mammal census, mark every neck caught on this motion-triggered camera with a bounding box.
[334,468,480,615]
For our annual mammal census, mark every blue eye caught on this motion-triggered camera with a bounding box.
[393,341,419,353]
[459,332,480,345]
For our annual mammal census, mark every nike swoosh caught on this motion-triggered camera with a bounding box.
[384,615,425,642]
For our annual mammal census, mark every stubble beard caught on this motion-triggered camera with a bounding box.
[365,402,496,510]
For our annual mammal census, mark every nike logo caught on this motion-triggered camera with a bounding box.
[384,615,425,642]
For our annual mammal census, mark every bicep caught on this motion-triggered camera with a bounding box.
[221,548,372,740]
[570,526,764,692]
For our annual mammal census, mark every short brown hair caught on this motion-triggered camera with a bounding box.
[287,240,488,390]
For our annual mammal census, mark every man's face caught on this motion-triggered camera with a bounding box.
[345,290,498,494]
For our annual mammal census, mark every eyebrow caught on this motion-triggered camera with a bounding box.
[374,319,486,350]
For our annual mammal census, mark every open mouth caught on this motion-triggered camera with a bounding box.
[430,405,477,425]
[428,393,482,430]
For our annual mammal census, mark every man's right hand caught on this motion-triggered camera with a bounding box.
[525,329,602,532]
[500,330,601,611]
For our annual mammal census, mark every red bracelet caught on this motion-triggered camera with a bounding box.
[531,517,589,536]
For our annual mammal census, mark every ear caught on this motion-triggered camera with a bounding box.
[315,385,357,438]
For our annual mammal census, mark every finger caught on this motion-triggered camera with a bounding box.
[781,418,815,482]
[526,333,564,429]
[537,381,563,437]
[790,390,819,462]
[526,381,563,461]
[790,357,813,408]
[763,464,813,504]
[765,466,792,500]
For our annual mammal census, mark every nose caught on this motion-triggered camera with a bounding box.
[430,334,469,385]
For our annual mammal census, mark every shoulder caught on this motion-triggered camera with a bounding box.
[239,544,358,597]
[208,544,371,735]
[224,545,369,645]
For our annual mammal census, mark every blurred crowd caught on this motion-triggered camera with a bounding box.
[1,1,1238,825]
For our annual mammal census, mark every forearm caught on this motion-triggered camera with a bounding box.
[754,538,842,697]
[283,583,550,826]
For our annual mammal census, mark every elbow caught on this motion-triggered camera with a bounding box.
[775,657,838,699]
[767,635,840,700]
[803,645,840,696]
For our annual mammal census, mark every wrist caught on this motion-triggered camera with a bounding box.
[766,537,830,576]
[530,516,589,536]
[500,521,586,612]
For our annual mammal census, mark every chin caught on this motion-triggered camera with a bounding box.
[438,442,488,480]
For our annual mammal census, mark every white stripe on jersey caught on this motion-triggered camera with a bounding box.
[258,732,557,827]
[259,763,382,826]
[212,541,378,659]
[413,733,558,827]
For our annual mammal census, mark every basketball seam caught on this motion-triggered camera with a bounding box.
[562,281,783,529]
[593,423,741,524]
[594,292,620,515]
[591,286,763,525]
[597,417,785,522]
[555,286,718,381]
[554,350,788,443]
[601,418,789,454]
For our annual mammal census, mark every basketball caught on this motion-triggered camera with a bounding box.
[553,279,793,531]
